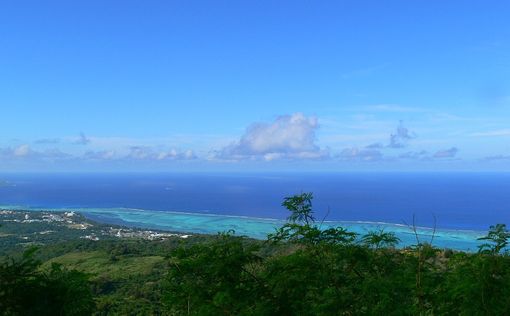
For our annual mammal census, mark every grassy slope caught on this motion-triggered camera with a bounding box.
[43,251,165,280]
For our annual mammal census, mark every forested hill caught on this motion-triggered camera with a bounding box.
[1,194,510,315]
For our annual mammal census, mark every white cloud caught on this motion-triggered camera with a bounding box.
[0,145,70,160]
[215,113,329,161]
[157,149,196,160]
[127,146,196,161]
[13,144,33,157]
[127,146,153,160]
[398,148,459,160]
[399,150,429,160]
[83,150,117,160]
[0,143,196,164]
[338,147,383,162]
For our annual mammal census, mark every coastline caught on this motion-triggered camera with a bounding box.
[0,204,486,252]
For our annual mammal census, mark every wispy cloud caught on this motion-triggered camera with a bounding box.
[34,138,60,144]
[399,150,430,160]
[83,150,117,160]
[483,155,510,161]
[338,147,383,162]
[433,147,459,159]
[365,142,384,149]
[365,104,426,113]
[470,129,510,137]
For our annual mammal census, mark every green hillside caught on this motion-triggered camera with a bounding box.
[2,194,510,315]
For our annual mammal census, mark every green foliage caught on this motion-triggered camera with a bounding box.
[361,229,400,249]
[478,223,510,254]
[0,248,94,316]
[163,193,510,315]
[3,195,510,315]
[270,192,357,246]
[268,223,357,246]
[441,253,510,315]
[282,192,315,225]
[163,231,266,315]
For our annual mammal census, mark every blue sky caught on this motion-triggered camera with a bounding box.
[1,1,509,171]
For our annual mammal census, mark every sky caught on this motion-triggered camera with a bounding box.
[1,0,510,172]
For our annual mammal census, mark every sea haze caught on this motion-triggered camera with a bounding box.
[0,172,508,231]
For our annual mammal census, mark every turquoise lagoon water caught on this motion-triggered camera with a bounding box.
[0,204,485,252]
[1,172,507,252]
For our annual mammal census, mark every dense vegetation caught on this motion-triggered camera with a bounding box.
[2,193,510,315]
[0,248,94,315]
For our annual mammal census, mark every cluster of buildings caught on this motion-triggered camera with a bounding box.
[1,209,191,242]
[0,210,81,224]
[82,227,190,241]
[110,227,190,240]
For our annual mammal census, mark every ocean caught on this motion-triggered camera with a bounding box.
[1,172,509,251]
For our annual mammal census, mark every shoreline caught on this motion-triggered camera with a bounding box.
[0,204,487,252]
[0,204,487,234]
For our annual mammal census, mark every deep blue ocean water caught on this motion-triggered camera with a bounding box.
[1,172,509,251]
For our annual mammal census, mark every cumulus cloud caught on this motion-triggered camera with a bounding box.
[0,145,36,159]
[399,148,459,160]
[399,150,429,160]
[215,113,328,161]
[0,145,70,160]
[338,147,383,162]
[74,132,91,145]
[13,144,33,157]
[127,146,153,160]
[388,121,416,148]
[126,146,196,161]
[0,142,197,165]
[433,147,459,159]
[83,150,117,160]
[157,149,196,160]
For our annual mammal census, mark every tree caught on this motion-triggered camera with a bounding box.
[0,248,94,316]
[163,231,266,315]
[478,223,510,255]
[361,229,400,250]
[269,193,357,246]
[282,192,315,225]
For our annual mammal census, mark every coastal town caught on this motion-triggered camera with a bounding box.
[0,209,190,254]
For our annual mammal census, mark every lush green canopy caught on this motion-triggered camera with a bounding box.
[2,193,510,315]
